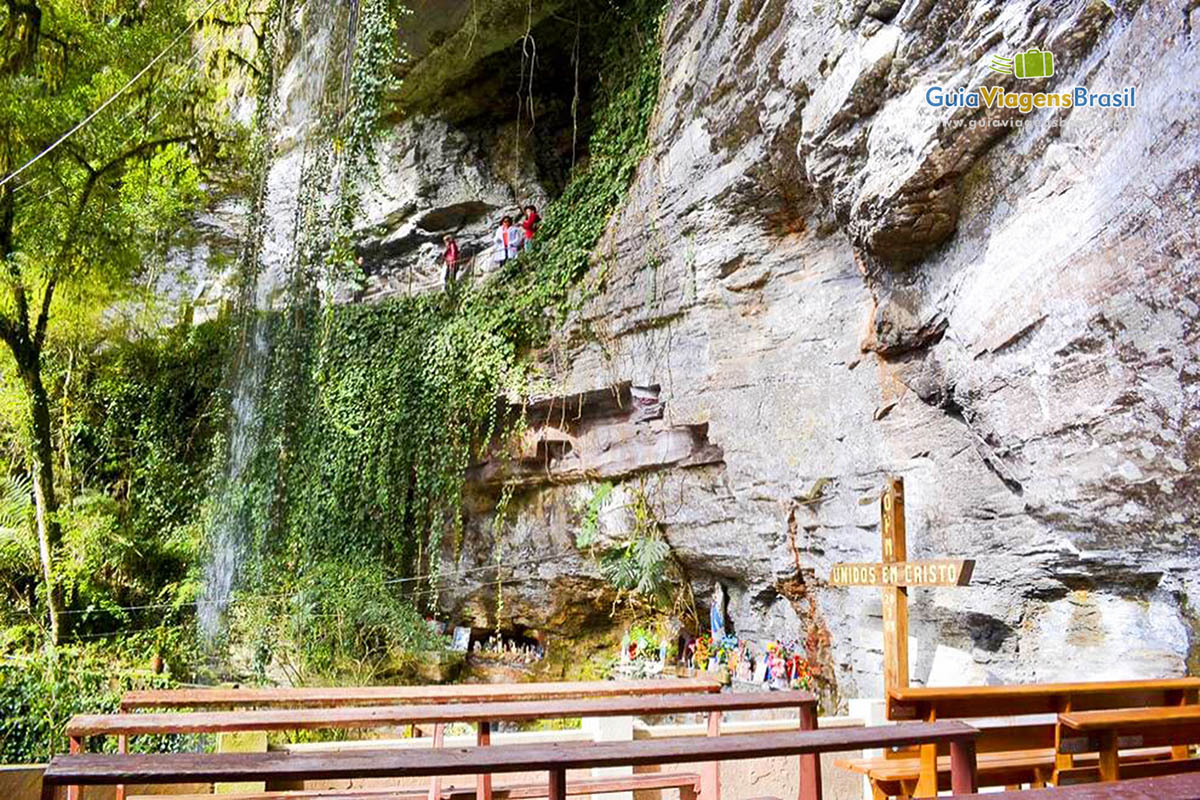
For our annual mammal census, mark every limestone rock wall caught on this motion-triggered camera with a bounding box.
[439,0,1200,702]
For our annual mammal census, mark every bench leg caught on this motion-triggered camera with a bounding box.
[476,720,492,800]
[548,769,567,800]
[1172,688,1192,760]
[1053,698,1074,785]
[68,736,81,800]
[1098,730,1119,782]
[701,710,721,800]
[117,734,127,800]
[428,723,445,800]
[913,744,937,798]
[798,704,821,800]
[949,740,978,795]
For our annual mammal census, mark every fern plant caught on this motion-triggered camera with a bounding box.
[574,479,692,619]
[0,474,31,536]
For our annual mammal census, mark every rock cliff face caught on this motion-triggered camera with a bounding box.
[256,0,1200,701]
[428,0,1200,702]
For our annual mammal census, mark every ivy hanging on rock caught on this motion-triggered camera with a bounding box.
[214,0,668,661]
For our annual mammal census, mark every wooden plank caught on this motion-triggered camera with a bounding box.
[879,477,909,694]
[73,691,816,738]
[700,709,721,800]
[427,723,445,800]
[798,703,820,800]
[126,772,703,800]
[475,721,491,800]
[955,771,1200,798]
[42,722,979,786]
[1060,705,1200,731]
[119,679,721,711]
[837,746,1176,782]
[1061,727,1200,755]
[888,678,1200,721]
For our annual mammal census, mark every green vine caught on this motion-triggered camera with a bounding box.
[213,0,668,670]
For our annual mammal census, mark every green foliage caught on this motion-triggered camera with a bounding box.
[1,0,235,308]
[575,480,677,606]
[575,481,613,548]
[626,622,675,661]
[229,561,447,685]
[0,320,229,637]
[0,649,206,763]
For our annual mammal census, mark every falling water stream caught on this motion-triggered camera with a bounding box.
[198,315,271,638]
[197,0,347,641]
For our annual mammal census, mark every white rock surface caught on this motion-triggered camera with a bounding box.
[437,0,1200,703]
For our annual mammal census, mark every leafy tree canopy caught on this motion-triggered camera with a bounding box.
[0,0,249,641]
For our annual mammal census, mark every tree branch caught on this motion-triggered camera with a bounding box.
[33,278,53,351]
[48,134,196,284]
[0,184,30,338]
[93,135,195,180]
[0,311,19,350]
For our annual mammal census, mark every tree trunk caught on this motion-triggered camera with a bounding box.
[21,358,63,644]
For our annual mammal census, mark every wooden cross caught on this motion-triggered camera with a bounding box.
[829,477,975,691]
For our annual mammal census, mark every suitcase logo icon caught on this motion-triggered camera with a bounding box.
[989,49,1054,79]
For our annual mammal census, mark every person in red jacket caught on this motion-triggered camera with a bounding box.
[442,233,460,287]
[519,204,540,249]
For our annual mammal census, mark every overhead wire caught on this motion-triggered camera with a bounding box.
[10,551,584,629]
[10,43,213,200]
[0,0,225,190]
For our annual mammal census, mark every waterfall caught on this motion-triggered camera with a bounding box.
[198,313,271,638]
[196,0,352,641]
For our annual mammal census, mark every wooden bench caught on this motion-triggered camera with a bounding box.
[118,679,720,711]
[106,680,721,800]
[76,690,816,800]
[839,678,1200,798]
[40,720,982,800]
[127,772,704,800]
[1056,705,1200,784]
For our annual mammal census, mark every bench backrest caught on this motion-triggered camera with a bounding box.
[43,721,979,786]
[120,678,721,711]
[888,678,1200,721]
[72,690,816,739]
[927,720,1055,757]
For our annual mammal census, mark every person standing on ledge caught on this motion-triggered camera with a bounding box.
[519,204,540,249]
[441,233,460,288]
[493,215,523,266]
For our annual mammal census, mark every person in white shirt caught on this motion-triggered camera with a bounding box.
[493,215,524,264]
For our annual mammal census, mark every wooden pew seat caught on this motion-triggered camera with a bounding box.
[1055,704,1200,784]
[838,746,1177,795]
[865,677,1200,797]
[76,689,818,800]
[119,680,721,712]
[126,771,704,800]
[41,721,983,800]
[69,692,817,742]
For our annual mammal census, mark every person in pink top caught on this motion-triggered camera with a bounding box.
[441,233,460,287]
[519,204,540,249]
